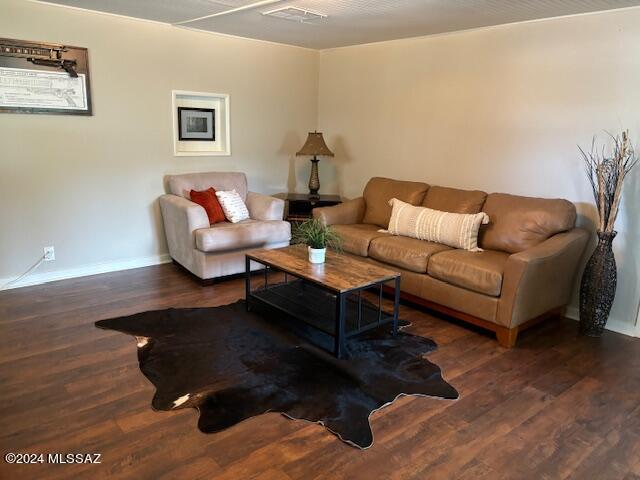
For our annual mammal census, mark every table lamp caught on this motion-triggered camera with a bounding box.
[296,131,334,198]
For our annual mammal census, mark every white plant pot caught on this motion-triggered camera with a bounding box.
[308,246,326,264]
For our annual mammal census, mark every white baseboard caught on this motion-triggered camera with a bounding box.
[0,254,171,291]
[565,306,638,338]
[3,257,638,339]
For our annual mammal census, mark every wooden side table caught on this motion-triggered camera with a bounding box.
[285,193,342,223]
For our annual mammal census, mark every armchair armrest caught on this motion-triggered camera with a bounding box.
[246,191,285,221]
[313,197,365,226]
[497,228,589,328]
[159,194,209,254]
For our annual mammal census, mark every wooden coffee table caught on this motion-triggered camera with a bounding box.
[245,245,401,358]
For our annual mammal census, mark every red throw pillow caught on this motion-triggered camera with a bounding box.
[189,188,226,225]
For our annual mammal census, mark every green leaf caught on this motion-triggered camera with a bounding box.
[291,218,343,252]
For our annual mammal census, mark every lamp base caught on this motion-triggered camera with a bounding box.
[308,157,320,197]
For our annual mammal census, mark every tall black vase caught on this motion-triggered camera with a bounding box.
[579,231,617,336]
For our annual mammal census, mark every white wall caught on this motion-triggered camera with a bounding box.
[1,2,638,333]
[317,8,640,329]
[0,0,318,283]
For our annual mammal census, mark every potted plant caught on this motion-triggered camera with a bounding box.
[292,218,342,264]
[578,130,637,336]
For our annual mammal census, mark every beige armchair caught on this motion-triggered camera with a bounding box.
[159,172,291,282]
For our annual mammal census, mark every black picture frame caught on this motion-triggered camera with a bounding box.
[177,107,215,141]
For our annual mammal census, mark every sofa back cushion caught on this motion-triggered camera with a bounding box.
[479,193,577,253]
[362,177,429,227]
[168,172,248,201]
[422,186,487,214]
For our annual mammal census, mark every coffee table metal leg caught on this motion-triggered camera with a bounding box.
[245,256,251,311]
[392,276,401,335]
[357,290,362,331]
[335,292,346,359]
[378,284,383,325]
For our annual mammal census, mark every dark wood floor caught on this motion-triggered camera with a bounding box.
[1,264,639,480]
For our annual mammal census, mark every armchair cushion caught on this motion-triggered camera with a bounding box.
[246,191,285,221]
[168,172,248,201]
[195,220,291,253]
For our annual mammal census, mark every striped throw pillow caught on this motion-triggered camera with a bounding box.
[387,198,489,251]
[215,189,250,223]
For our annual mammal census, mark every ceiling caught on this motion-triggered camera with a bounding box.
[43,0,640,49]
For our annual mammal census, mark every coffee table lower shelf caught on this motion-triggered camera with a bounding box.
[245,259,400,359]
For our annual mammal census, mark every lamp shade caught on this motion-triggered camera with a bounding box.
[296,132,334,157]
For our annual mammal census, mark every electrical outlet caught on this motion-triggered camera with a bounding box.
[44,246,55,261]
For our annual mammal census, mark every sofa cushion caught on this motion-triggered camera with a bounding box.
[362,177,429,228]
[332,224,388,257]
[428,250,509,297]
[196,220,291,253]
[479,193,577,253]
[370,236,451,273]
[422,186,487,214]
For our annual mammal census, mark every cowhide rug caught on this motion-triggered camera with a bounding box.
[96,299,458,448]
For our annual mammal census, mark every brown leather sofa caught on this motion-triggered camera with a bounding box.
[313,177,589,347]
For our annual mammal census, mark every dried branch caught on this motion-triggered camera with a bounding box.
[579,130,638,234]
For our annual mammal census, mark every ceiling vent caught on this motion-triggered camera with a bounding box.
[208,0,258,6]
[262,6,327,23]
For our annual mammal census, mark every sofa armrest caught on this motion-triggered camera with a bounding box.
[246,191,285,221]
[497,228,589,328]
[159,194,209,255]
[313,197,365,226]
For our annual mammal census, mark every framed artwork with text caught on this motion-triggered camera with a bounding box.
[0,37,92,116]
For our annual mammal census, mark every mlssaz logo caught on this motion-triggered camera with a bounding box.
[47,453,101,464]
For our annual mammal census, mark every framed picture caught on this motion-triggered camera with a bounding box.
[178,107,215,141]
[172,90,230,156]
[0,37,92,116]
